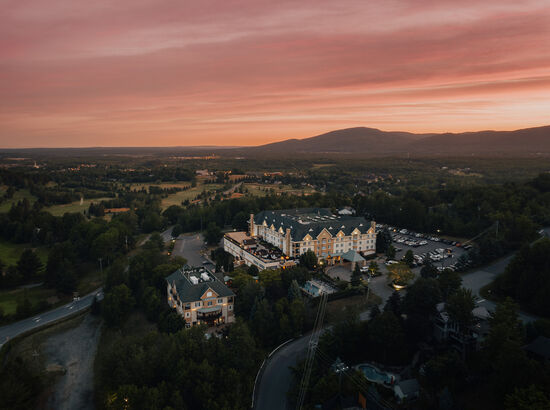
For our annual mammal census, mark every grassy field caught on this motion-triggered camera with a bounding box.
[312,163,336,169]
[325,292,382,323]
[0,188,37,213]
[0,286,59,316]
[44,197,112,216]
[0,264,100,318]
[128,181,192,191]
[0,240,49,266]
[161,183,224,209]
[243,183,317,197]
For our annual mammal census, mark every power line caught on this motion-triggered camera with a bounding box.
[295,293,328,410]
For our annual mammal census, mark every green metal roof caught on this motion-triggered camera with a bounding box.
[340,250,366,262]
[254,208,373,241]
[166,265,234,303]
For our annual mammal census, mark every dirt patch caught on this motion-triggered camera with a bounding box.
[43,314,102,410]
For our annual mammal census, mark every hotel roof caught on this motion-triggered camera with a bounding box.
[254,208,374,241]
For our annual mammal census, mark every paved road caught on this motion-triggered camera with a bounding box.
[0,288,103,348]
[160,226,175,243]
[461,254,538,323]
[171,233,214,268]
[255,336,311,410]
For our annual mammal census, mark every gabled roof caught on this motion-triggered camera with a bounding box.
[254,208,374,241]
[524,336,550,359]
[166,266,234,303]
[340,250,366,262]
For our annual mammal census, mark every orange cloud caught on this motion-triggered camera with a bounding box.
[1,0,549,147]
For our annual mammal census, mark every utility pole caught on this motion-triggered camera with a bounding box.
[296,293,328,410]
[366,276,371,304]
[98,257,103,274]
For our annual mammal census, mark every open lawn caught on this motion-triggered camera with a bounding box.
[0,286,60,316]
[325,292,382,323]
[312,163,336,169]
[243,183,317,197]
[44,197,112,216]
[161,183,224,209]
[128,181,192,191]
[0,240,49,266]
[0,188,37,213]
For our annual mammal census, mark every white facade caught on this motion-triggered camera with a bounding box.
[223,235,282,270]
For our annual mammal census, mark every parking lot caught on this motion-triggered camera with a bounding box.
[378,225,470,272]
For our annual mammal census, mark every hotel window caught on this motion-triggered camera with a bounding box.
[185,303,191,310]
[208,301,213,306]
[186,312,190,318]
[229,305,233,310]
[195,302,201,307]
[218,298,223,303]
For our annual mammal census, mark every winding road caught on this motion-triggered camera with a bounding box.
[254,228,550,409]
[0,288,103,348]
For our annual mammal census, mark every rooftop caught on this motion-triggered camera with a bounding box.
[524,336,550,360]
[166,265,234,303]
[254,208,374,241]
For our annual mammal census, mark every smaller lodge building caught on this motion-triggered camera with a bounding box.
[166,265,235,327]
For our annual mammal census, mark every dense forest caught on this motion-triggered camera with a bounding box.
[493,238,550,316]
[1,157,550,409]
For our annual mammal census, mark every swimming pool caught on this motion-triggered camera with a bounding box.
[357,364,395,385]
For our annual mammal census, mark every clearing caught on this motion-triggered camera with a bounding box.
[44,197,112,217]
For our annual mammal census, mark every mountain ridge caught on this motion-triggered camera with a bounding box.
[243,125,550,155]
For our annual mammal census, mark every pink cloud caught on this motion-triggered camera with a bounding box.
[0,0,549,147]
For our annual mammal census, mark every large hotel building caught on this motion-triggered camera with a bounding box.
[224,208,376,269]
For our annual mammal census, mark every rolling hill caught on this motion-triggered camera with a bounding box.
[243,125,550,156]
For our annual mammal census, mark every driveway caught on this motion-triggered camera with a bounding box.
[171,233,214,268]
[461,254,537,323]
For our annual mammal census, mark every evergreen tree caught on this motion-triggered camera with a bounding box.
[386,245,396,259]
[16,249,43,281]
[369,304,381,320]
[421,258,438,278]
[299,250,317,270]
[204,222,223,245]
[446,288,475,334]
[351,264,362,287]
[403,250,414,267]
[384,290,402,316]
[288,279,303,301]
[376,227,392,254]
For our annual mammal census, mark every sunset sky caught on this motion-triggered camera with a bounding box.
[1,0,550,147]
